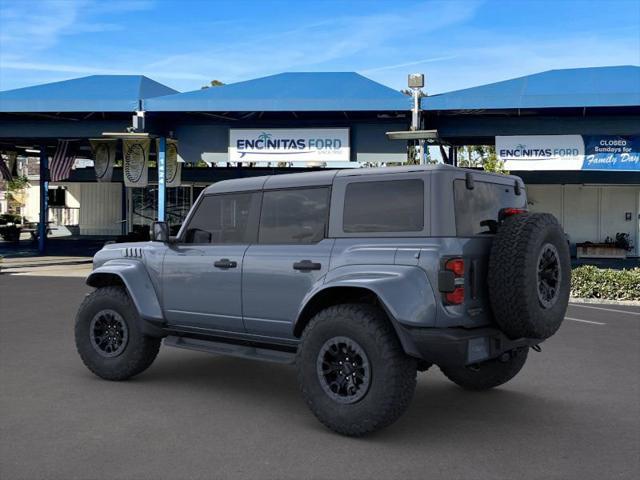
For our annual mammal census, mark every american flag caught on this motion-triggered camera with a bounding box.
[50,140,77,182]
[0,156,12,181]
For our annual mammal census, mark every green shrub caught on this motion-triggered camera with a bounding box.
[571,265,640,301]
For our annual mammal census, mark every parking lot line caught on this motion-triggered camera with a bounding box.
[565,316,607,325]
[569,303,640,316]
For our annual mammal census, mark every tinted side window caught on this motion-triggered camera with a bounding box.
[343,179,424,233]
[184,192,259,244]
[454,179,526,235]
[259,188,329,244]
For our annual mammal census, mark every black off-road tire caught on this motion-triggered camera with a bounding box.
[296,304,417,437]
[75,286,161,381]
[488,213,570,340]
[440,347,529,391]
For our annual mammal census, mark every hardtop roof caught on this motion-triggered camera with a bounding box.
[202,164,520,195]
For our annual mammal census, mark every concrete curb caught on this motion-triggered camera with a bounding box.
[1,259,92,269]
[570,296,640,306]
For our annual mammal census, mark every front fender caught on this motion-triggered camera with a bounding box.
[87,259,164,328]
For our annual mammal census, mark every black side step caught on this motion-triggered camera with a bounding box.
[164,335,296,365]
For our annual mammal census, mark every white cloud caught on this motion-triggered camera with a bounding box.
[361,55,459,74]
[137,0,484,90]
[0,0,482,90]
[1,0,638,95]
[0,0,152,61]
[0,60,209,81]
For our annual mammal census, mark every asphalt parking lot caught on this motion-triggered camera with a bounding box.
[1,275,638,480]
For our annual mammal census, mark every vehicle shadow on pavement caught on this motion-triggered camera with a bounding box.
[390,381,569,442]
[128,350,574,441]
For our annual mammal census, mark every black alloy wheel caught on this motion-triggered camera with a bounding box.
[537,243,561,308]
[316,336,371,404]
[89,309,129,358]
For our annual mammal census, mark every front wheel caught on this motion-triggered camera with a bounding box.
[296,304,417,437]
[75,286,161,381]
[440,347,529,391]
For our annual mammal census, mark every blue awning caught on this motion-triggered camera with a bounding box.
[145,72,410,112]
[0,75,178,113]
[421,66,640,111]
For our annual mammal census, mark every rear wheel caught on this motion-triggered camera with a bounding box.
[440,347,529,391]
[296,304,417,437]
[75,286,161,381]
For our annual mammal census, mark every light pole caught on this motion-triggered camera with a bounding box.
[408,73,425,164]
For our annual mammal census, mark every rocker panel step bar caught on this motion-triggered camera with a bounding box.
[164,335,296,364]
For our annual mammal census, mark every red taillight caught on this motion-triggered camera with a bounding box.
[443,257,465,305]
[499,207,528,220]
[445,287,465,305]
[445,258,465,277]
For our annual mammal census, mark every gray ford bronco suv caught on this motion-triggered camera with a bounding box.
[75,165,570,436]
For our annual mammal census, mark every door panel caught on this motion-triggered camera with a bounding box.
[242,186,332,339]
[161,191,260,332]
[162,245,247,331]
[242,240,334,338]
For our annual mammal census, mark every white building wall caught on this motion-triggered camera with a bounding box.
[528,184,640,256]
[562,185,600,244]
[20,181,121,235]
[78,183,122,235]
[599,187,639,250]
[526,185,563,224]
[23,182,40,222]
[65,184,81,208]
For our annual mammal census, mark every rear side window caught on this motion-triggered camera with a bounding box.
[454,179,526,235]
[343,179,424,233]
[184,192,259,244]
[259,188,330,244]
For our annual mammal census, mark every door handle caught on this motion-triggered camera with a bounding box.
[214,258,237,269]
[293,260,321,271]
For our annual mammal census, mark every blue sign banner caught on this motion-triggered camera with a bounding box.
[582,135,640,171]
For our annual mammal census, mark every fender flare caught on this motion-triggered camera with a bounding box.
[294,265,438,358]
[86,260,165,337]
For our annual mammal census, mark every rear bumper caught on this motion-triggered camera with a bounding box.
[405,326,541,367]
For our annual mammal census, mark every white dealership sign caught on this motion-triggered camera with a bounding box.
[229,128,350,162]
[496,135,585,170]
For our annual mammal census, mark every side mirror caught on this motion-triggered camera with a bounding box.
[151,221,169,243]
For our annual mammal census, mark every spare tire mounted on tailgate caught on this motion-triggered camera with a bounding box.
[488,212,571,340]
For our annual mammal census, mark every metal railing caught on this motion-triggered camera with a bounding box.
[48,206,79,226]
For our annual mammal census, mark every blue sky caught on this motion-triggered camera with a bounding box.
[0,0,638,94]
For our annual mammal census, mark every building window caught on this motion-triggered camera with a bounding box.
[259,188,330,244]
[48,188,66,207]
[343,179,424,233]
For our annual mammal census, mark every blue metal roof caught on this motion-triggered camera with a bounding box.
[145,72,410,112]
[0,75,178,113]
[421,66,640,111]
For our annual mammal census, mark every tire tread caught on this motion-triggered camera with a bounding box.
[75,286,160,381]
[296,304,416,436]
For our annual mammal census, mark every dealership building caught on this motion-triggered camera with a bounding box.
[0,66,638,258]
[421,65,639,257]
[0,73,408,240]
